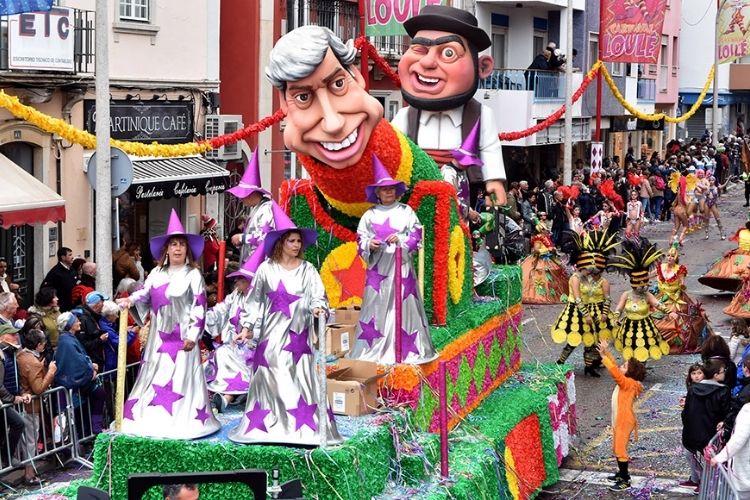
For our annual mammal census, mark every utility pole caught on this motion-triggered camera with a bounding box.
[95,0,113,297]
[712,0,723,146]
[563,0,574,185]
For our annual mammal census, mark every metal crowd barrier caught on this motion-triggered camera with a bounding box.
[0,362,141,478]
[699,432,742,500]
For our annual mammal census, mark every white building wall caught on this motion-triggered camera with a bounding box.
[679,0,728,94]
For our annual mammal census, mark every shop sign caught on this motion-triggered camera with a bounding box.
[8,7,74,71]
[131,177,228,201]
[83,100,195,145]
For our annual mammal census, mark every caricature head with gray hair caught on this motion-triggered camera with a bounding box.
[266,25,383,171]
[266,26,357,92]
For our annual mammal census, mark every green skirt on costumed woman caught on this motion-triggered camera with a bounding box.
[609,238,673,363]
[552,231,619,376]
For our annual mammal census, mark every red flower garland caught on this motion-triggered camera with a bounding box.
[208,109,286,149]
[279,180,358,242]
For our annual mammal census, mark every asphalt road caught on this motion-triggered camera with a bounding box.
[534,183,747,499]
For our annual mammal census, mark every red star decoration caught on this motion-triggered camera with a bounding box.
[331,255,366,303]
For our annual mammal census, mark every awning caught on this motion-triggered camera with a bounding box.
[0,153,65,228]
[128,156,230,201]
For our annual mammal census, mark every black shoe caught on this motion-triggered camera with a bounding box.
[744,203,749,207]
[609,479,631,491]
[607,474,621,482]
[584,366,601,377]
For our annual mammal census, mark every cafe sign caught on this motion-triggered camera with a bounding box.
[130,177,229,201]
[83,100,195,145]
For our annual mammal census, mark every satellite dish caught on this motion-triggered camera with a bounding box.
[86,147,134,197]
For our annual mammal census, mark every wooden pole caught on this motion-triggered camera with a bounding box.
[439,360,449,478]
[217,240,226,302]
[114,306,129,432]
[394,245,402,364]
[317,314,328,448]
[418,231,425,300]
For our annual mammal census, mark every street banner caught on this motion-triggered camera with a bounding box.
[600,0,668,63]
[0,0,52,16]
[365,0,446,37]
[590,142,603,173]
[718,0,750,64]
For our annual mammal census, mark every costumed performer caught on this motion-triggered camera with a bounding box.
[625,189,644,238]
[609,239,673,363]
[703,175,727,241]
[347,155,437,365]
[699,212,750,292]
[552,230,619,376]
[229,149,276,263]
[653,242,709,354]
[116,209,220,439]
[205,246,266,413]
[228,205,341,446]
[668,171,689,246]
[521,220,568,305]
[724,265,750,319]
[392,4,507,207]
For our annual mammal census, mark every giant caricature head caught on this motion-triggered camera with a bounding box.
[399,5,494,112]
[267,26,383,169]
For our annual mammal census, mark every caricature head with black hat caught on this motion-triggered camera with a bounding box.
[399,5,494,112]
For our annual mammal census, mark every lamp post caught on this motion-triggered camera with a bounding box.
[563,0,574,185]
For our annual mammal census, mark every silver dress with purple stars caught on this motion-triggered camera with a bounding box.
[228,260,342,445]
[347,202,437,365]
[204,288,254,395]
[121,264,220,439]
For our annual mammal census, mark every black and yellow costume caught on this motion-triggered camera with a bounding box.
[609,239,671,362]
[552,231,619,374]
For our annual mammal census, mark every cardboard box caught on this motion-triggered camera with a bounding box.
[326,358,384,416]
[334,306,361,326]
[326,324,353,357]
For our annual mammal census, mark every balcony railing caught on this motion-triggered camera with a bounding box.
[637,78,656,101]
[479,68,565,101]
[0,8,95,73]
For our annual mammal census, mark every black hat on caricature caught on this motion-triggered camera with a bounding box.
[404,5,491,51]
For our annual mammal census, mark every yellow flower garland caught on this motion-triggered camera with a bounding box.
[447,226,466,304]
[600,63,714,124]
[319,242,364,308]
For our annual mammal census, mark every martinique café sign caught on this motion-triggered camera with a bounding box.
[83,99,194,144]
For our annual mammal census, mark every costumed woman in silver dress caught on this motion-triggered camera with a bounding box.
[347,154,437,365]
[117,209,220,439]
[229,205,341,446]
[205,246,266,412]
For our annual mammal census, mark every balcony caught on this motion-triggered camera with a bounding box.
[479,69,565,101]
[0,8,95,73]
[729,63,750,90]
[637,78,656,101]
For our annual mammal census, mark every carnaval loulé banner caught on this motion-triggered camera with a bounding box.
[718,0,750,64]
[365,0,446,37]
[600,0,667,63]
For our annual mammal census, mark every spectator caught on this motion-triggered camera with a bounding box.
[0,257,19,295]
[0,323,30,470]
[0,291,18,326]
[648,171,665,221]
[505,182,522,224]
[525,48,551,91]
[77,291,108,372]
[520,191,537,236]
[163,484,199,500]
[200,215,221,272]
[711,397,750,495]
[702,334,738,391]
[27,287,60,348]
[550,190,567,245]
[16,328,56,485]
[537,180,555,214]
[71,262,97,307]
[41,247,77,312]
[98,301,136,372]
[112,243,140,290]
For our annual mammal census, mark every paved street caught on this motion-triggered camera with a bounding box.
[534,183,747,499]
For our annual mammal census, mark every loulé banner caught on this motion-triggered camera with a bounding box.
[600,0,667,63]
[365,0,446,37]
[718,0,750,64]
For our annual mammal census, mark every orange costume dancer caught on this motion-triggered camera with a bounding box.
[597,340,646,492]
[724,265,750,318]
[654,242,710,353]
[699,213,750,292]
[521,225,568,304]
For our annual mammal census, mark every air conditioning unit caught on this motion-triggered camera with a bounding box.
[205,114,243,161]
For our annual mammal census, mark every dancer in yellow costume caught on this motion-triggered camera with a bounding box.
[699,213,750,292]
[552,231,619,377]
[610,239,674,363]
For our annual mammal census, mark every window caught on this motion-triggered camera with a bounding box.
[671,36,679,75]
[119,0,149,22]
[659,36,669,91]
[611,62,625,76]
[492,30,507,69]
[534,32,546,58]
[588,33,598,70]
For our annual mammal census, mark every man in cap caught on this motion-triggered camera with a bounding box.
[393,4,507,206]
[77,291,108,372]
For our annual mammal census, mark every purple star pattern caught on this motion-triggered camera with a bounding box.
[252,340,270,372]
[123,398,138,421]
[195,314,206,331]
[150,283,170,313]
[259,220,274,234]
[371,218,398,241]
[157,323,183,363]
[244,402,271,433]
[366,265,388,293]
[267,281,300,318]
[288,396,318,431]
[195,405,211,424]
[246,233,260,248]
[229,308,242,330]
[358,318,383,348]
[223,372,249,392]
[401,328,420,358]
[195,292,208,307]
[283,327,313,364]
[327,405,335,423]
[149,380,184,415]
[402,273,419,301]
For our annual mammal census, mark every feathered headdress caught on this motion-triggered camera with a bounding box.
[627,172,643,188]
[563,230,619,270]
[608,237,662,288]
[599,179,624,210]
[556,184,580,202]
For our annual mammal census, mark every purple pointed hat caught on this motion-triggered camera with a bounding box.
[227,245,266,280]
[365,154,407,204]
[451,120,483,169]
[263,201,317,258]
[227,149,271,199]
[150,209,205,260]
